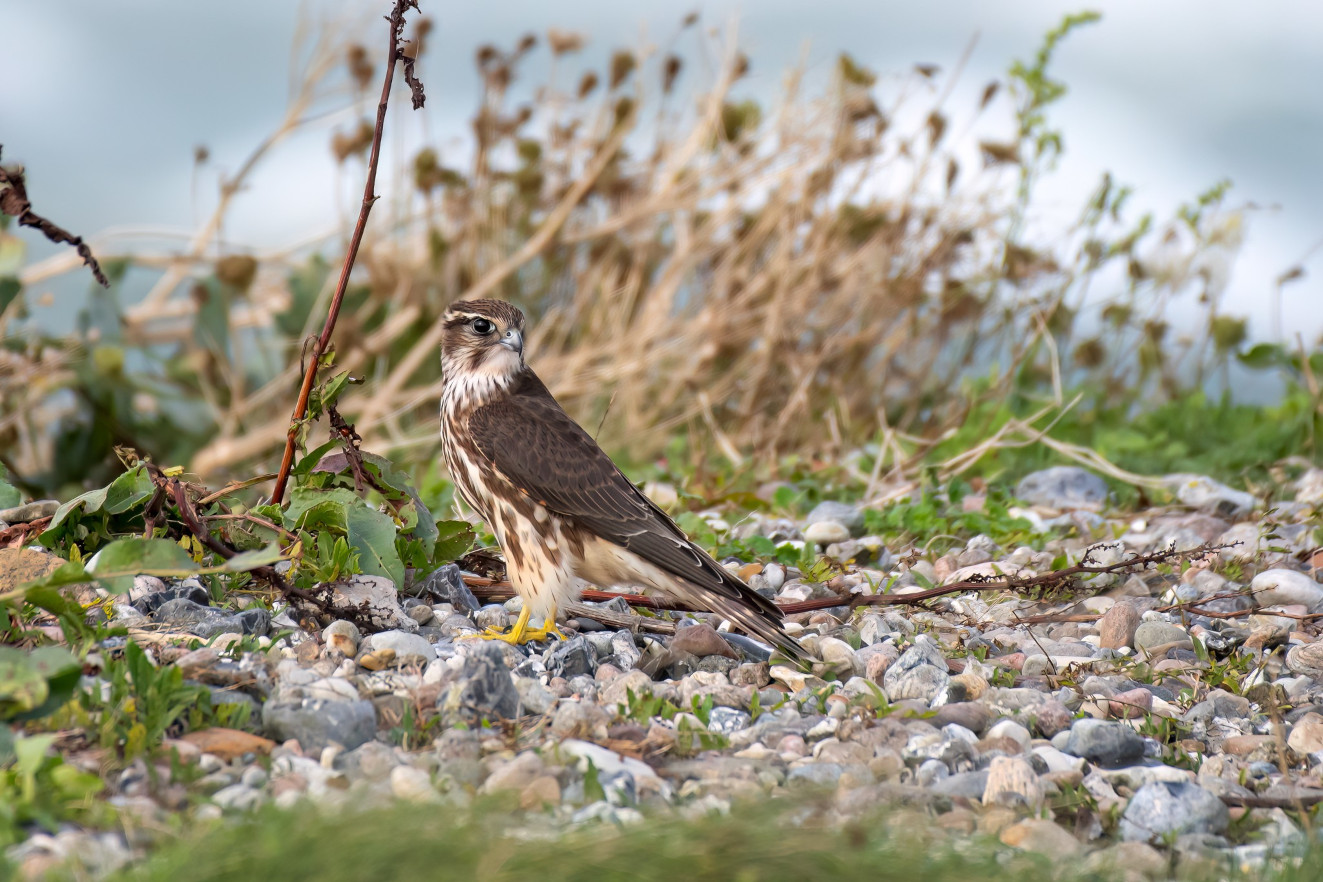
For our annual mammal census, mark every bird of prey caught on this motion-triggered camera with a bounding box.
[439,298,806,661]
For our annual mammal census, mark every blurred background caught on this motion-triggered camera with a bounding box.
[2,0,1322,498]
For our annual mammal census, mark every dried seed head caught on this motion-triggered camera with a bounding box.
[347,44,374,91]
[547,28,585,55]
[516,33,538,55]
[662,54,683,94]
[215,255,257,291]
[331,119,375,163]
[476,44,499,69]
[609,51,636,89]
[578,71,599,99]
[193,145,210,165]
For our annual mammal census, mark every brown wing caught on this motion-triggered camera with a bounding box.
[467,369,804,659]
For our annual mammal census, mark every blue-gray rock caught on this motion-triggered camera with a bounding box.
[931,768,989,799]
[720,632,773,662]
[262,698,377,752]
[154,598,266,638]
[707,706,752,735]
[450,643,520,721]
[1064,719,1145,766]
[786,763,845,789]
[136,582,212,615]
[1120,781,1230,842]
[366,629,436,663]
[546,636,598,679]
[1015,466,1108,510]
[806,501,865,537]
[418,563,481,613]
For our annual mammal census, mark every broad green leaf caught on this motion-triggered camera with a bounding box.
[13,731,57,776]
[11,647,81,722]
[292,440,340,477]
[0,647,50,721]
[0,478,20,509]
[45,485,112,534]
[88,538,199,594]
[223,544,286,572]
[0,275,20,319]
[433,520,475,563]
[346,505,404,587]
[285,487,359,530]
[103,465,154,514]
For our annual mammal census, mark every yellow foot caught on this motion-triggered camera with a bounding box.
[461,605,565,645]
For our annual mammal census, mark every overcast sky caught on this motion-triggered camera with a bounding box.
[4,0,1322,342]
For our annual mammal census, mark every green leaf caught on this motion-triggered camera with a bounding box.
[0,276,20,319]
[103,465,155,515]
[0,478,20,509]
[88,538,199,594]
[1236,342,1288,371]
[433,520,475,563]
[285,487,359,530]
[346,505,405,587]
[45,485,112,535]
[223,544,286,572]
[13,647,81,722]
[292,440,341,477]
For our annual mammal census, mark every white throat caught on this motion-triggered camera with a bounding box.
[441,348,522,414]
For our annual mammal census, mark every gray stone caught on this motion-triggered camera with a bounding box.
[0,499,59,523]
[786,763,845,789]
[803,521,851,545]
[1015,466,1108,510]
[1250,569,1323,612]
[154,598,263,638]
[263,698,377,752]
[330,575,417,632]
[136,582,211,615]
[806,501,865,537]
[514,676,556,715]
[883,665,949,704]
[418,563,481,613]
[1164,474,1256,518]
[1119,781,1230,842]
[546,636,598,679]
[707,706,752,735]
[366,629,436,664]
[930,769,990,799]
[445,643,520,722]
[1133,620,1193,653]
[1064,719,1146,766]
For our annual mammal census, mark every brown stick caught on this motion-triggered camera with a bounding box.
[0,145,109,287]
[269,0,425,504]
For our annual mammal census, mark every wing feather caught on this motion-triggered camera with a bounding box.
[467,370,803,657]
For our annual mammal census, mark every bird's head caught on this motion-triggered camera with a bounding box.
[440,299,527,395]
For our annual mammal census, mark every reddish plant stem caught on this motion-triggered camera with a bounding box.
[269,1,423,504]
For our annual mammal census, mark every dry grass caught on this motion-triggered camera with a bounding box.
[2,11,1251,488]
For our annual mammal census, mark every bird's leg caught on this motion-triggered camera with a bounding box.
[467,603,564,645]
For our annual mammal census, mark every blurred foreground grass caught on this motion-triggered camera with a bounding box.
[97,798,1319,882]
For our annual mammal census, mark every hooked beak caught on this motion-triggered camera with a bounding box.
[500,328,523,357]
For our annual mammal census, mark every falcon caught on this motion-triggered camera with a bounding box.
[439,298,806,661]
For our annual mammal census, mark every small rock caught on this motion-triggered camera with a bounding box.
[1288,712,1323,754]
[1286,642,1323,678]
[1133,621,1192,654]
[1098,600,1141,650]
[154,598,259,638]
[1000,818,1081,856]
[1108,688,1154,720]
[136,581,212,615]
[1065,719,1145,766]
[805,501,865,537]
[263,698,377,753]
[986,720,1032,751]
[323,620,361,656]
[707,706,752,735]
[417,564,481,613]
[514,677,557,715]
[520,775,562,808]
[546,636,598,679]
[358,649,396,671]
[1164,474,1256,518]
[1015,466,1107,511]
[330,574,417,631]
[803,521,851,545]
[1119,781,1230,842]
[983,756,1044,810]
[444,643,520,722]
[671,623,739,659]
[366,630,436,664]
[390,765,440,803]
[180,728,275,762]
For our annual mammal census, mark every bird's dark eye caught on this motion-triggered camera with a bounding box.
[471,318,495,335]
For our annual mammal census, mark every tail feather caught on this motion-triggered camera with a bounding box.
[703,592,813,665]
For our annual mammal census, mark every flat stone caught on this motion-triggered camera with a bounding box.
[329,574,417,631]
[262,698,377,753]
[1109,687,1154,720]
[803,521,851,545]
[1119,781,1229,842]
[806,501,865,536]
[1015,466,1107,511]
[1286,642,1323,678]
[443,643,520,722]
[365,630,435,664]
[1288,713,1323,754]
[1250,569,1323,612]
[671,623,739,659]
[390,766,440,803]
[1000,818,1082,856]
[546,636,598,679]
[180,728,275,761]
[1064,719,1145,766]
[1133,620,1193,655]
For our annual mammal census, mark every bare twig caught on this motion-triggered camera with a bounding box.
[269,0,426,504]
[0,145,109,287]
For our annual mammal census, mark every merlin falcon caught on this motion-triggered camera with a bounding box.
[439,298,806,661]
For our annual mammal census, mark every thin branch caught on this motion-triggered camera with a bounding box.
[269,0,426,504]
[0,146,109,287]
